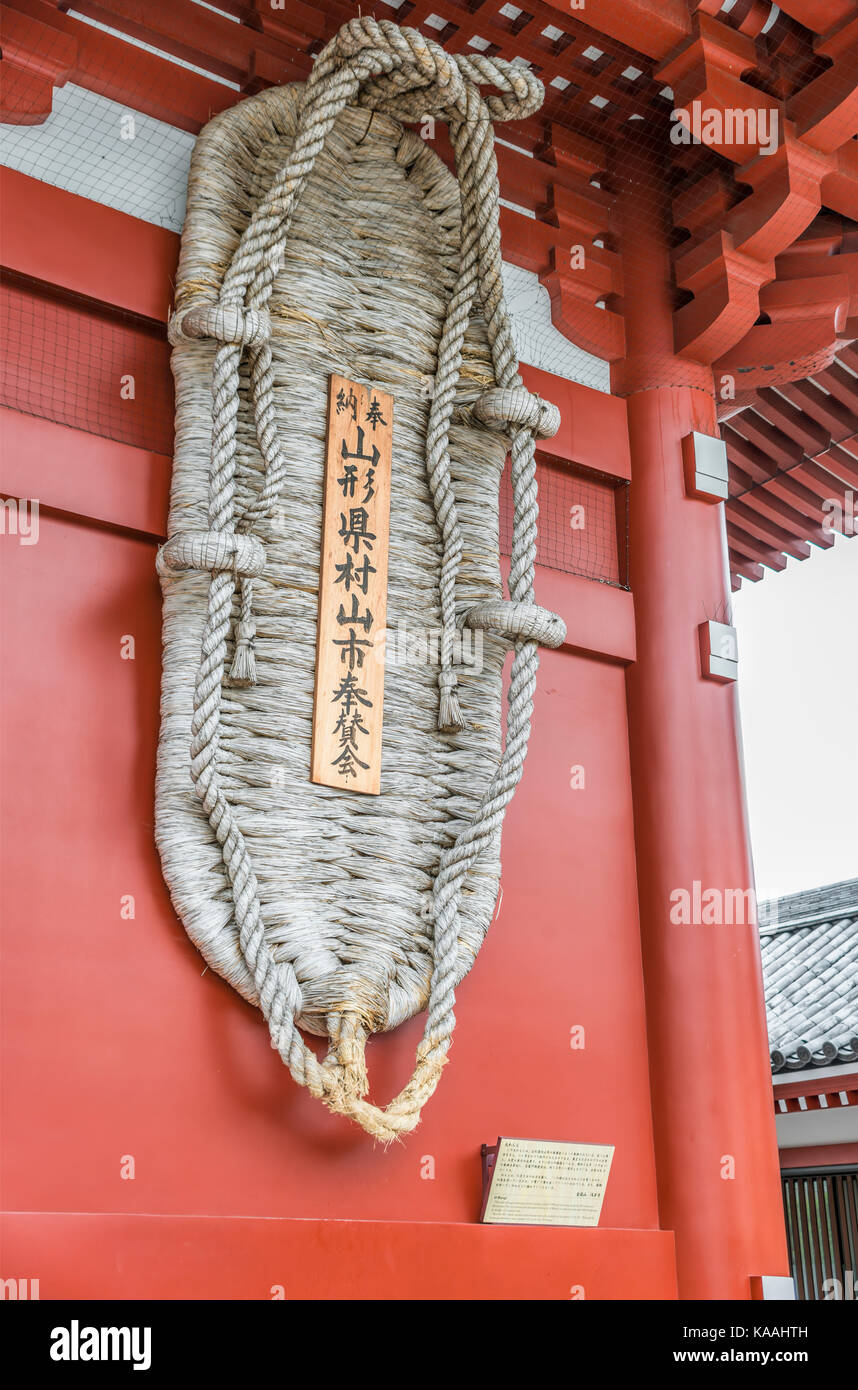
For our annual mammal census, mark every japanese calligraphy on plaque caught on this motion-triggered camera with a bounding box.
[480,1137,615,1227]
[311,374,393,795]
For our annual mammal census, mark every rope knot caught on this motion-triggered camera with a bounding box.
[156,530,267,579]
[168,304,271,348]
[472,386,561,440]
[322,17,543,128]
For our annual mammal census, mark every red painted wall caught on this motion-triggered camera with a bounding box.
[0,175,674,1298]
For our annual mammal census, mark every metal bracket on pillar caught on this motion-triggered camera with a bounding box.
[699,620,738,682]
[750,1275,796,1300]
[682,431,729,501]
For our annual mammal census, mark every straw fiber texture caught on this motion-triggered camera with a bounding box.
[155,19,562,1139]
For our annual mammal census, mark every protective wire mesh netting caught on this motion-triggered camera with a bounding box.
[501,458,628,586]
[1,272,174,457]
[1,8,630,589]
[1,81,197,232]
[0,269,628,584]
[0,68,611,385]
[6,0,850,588]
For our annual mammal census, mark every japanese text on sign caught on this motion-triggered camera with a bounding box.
[311,375,393,795]
[481,1137,615,1227]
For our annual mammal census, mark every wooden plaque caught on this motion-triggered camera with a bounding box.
[311,374,393,795]
[480,1137,615,1227]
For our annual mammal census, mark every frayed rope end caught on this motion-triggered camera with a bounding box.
[229,619,257,687]
[437,669,465,734]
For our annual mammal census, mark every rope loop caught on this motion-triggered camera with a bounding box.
[463,599,567,649]
[168,304,271,348]
[321,17,543,128]
[472,386,561,440]
[156,530,267,579]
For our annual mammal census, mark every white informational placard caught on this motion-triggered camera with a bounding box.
[481,1137,615,1227]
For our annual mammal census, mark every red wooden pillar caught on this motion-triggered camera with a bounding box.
[614,140,790,1298]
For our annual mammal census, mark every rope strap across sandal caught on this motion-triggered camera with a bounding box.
[160,16,565,1140]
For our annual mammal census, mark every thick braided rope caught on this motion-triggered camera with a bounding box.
[414,61,544,1074]
[178,18,553,1139]
[424,87,484,734]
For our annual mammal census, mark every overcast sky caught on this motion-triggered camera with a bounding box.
[732,533,857,903]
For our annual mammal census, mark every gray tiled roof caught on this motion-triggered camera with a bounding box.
[760,878,858,1074]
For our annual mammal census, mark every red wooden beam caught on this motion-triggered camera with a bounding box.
[789,457,856,501]
[0,1211,677,1300]
[779,1142,858,1168]
[0,406,170,536]
[722,426,780,484]
[730,410,804,470]
[0,167,177,321]
[775,1,857,33]
[727,499,812,559]
[0,4,76,123]
[781,377,857,437]
[726,520,789,570]
[673,232,772,364]
[814,441,858,488]
[731,558,765,584]
[5,0,237,131]
[811,361,858,410]
[755,385,831,453]
[541,0,690,60]
[63,0,294,85]
[729,481,836,547]
[774,1069,858,1102]
[788,18,858,153]
[765,469,841,524]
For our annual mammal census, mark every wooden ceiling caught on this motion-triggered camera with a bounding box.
[721,344,858,587]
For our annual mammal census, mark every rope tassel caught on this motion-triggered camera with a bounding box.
[229,578,258,686]
[437,668,465,734]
